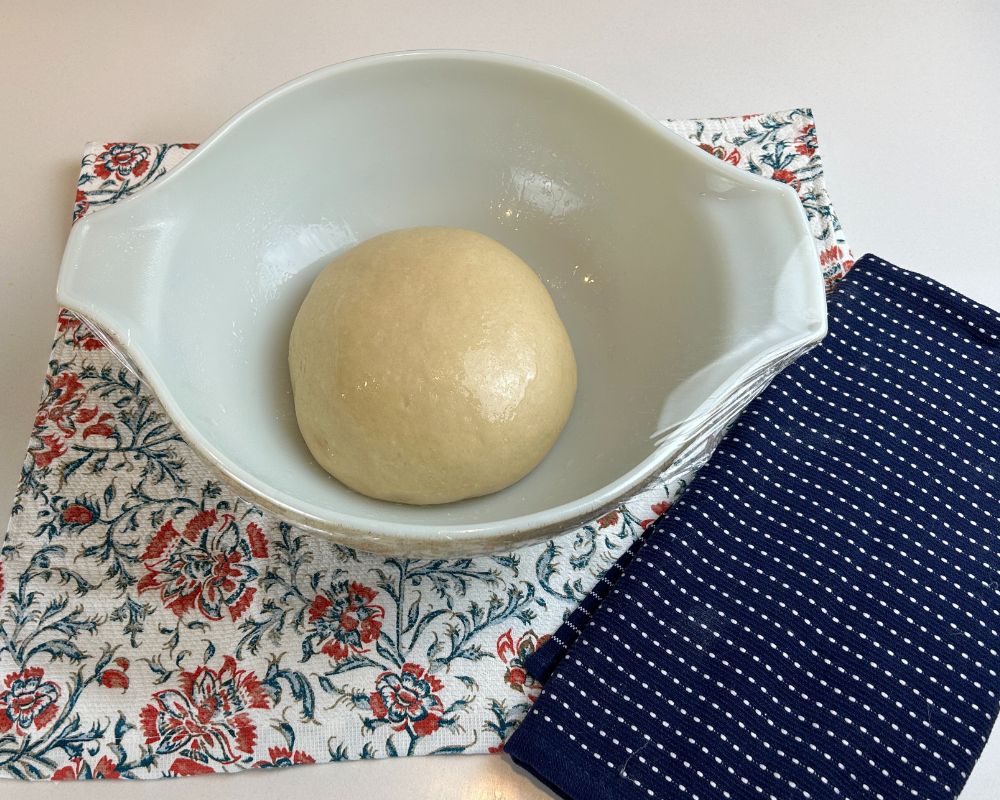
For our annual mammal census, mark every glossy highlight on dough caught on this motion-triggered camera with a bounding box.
[289,227,577,504]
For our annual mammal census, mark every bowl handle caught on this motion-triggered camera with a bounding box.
[55,196,174,378]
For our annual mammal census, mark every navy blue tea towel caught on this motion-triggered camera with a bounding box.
[528,526,654,683]
[506,255,1000,800]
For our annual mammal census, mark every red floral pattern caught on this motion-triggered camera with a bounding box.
[253,746,316,768]
[93,143,150,182]
[596,510,620,529]
[497,629,551,702]
[57,310,105,350]
[698,141,741,165]
[820,244,854,274]
[306,581,384,660]
[0,668,60,736]
[1,112,851,779]
[60,503,94,526]
[795,122,818,157]
[771,168,800,189]
[29,371,114,469]
[137,509,265,622]
[52,757,121,780]
[640,500,673,530]
[72,189,90,222]
[139,656,269,769]
[99,657,130,692]
[369,663,445,737]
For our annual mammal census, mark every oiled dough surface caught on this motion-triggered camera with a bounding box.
[289,227,577,505]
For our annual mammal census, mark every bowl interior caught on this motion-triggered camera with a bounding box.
[61,53,823,538]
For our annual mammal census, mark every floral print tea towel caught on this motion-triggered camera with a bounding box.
[1,108,851,780]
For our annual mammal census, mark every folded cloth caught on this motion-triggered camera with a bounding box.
[1,109,851,779]
[506,254,1000,800]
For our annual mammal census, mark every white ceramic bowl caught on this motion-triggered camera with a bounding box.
[57,51,826,555]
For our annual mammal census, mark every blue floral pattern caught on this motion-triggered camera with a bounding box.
[1,110,850,779]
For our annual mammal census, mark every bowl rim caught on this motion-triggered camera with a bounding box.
[57,49,827,550]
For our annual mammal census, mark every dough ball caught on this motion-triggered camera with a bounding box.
[289,226,577,505]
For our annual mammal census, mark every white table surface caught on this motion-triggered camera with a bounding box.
[1,2,998,797]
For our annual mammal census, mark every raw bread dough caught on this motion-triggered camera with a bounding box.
[289,227,577,505]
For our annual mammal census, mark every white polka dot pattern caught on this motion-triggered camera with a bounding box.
[506,255,1000,800]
